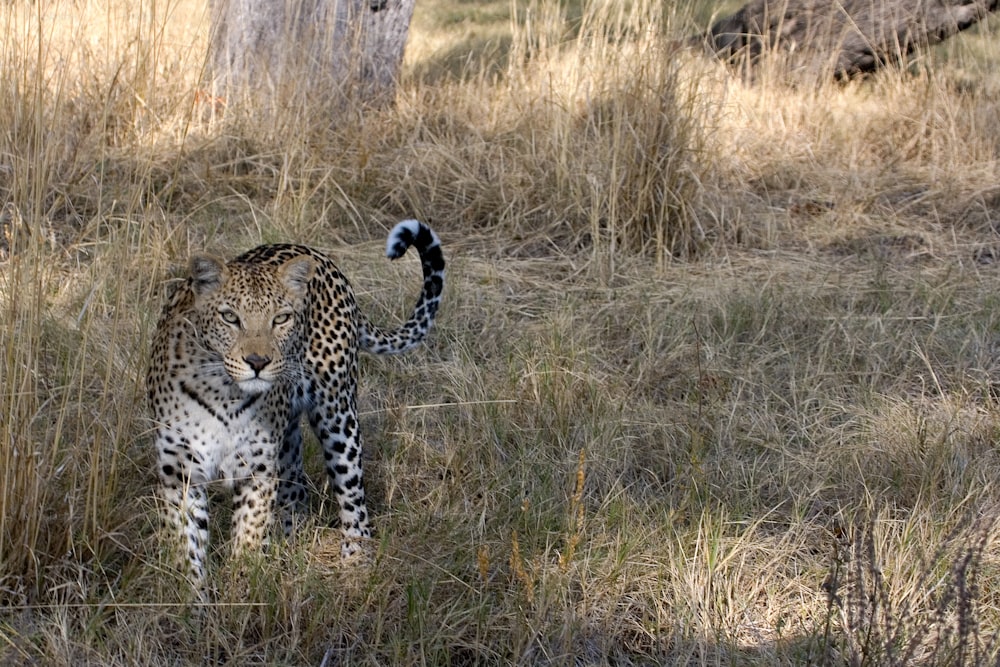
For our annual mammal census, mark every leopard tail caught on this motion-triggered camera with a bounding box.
[359,220,445,355]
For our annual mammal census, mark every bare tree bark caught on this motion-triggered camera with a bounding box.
[209,0,415,108]
[700,0,999,79]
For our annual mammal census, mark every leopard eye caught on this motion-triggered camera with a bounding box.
[220,310,240,325]
[273,313,292,326]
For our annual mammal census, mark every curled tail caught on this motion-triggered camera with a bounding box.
[360,220,445,355]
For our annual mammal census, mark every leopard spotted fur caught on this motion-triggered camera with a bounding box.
[147,220,444,590]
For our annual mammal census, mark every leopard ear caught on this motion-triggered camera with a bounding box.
[189,255,227,296]
[277,256,315,297]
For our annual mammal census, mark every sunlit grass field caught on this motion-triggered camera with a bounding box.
[3,0,1000,664]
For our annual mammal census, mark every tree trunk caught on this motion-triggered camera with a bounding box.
[209,0,416,108]
[700,0,999,79]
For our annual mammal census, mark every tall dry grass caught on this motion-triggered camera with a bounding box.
[2,0,1000,664]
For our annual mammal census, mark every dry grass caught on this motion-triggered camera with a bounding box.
[3,0,1000,664]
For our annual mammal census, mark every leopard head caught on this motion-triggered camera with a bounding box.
[188,254,315,394]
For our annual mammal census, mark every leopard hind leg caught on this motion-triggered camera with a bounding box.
[276,416,311,536]
[307,384,371,558]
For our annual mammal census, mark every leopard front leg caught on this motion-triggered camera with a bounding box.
[157,470,211,595]
[230,456,278,556]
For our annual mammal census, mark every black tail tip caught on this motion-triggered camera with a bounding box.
[386,220,439,259]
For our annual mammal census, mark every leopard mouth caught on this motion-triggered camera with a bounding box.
[235,377,274,394]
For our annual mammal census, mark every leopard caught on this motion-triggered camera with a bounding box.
[147,220,444,592]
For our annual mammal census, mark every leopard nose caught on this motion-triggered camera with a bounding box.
[244,354,272,373]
